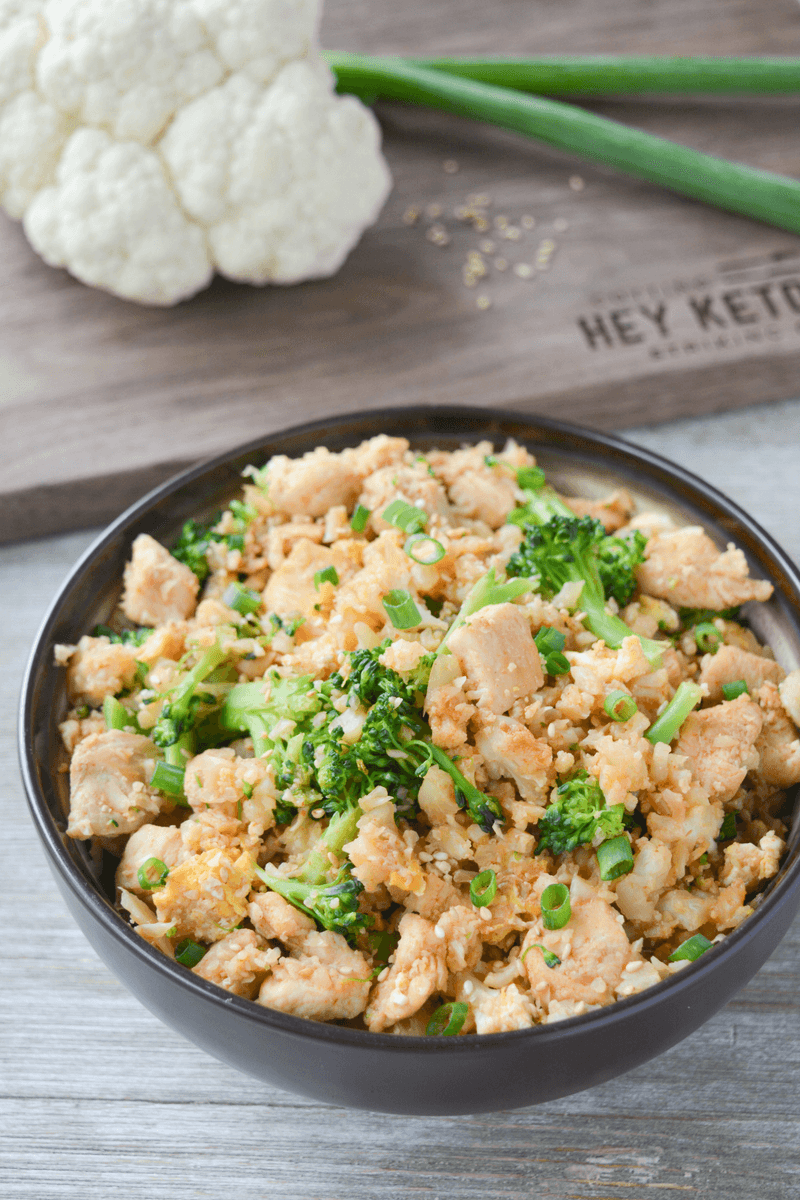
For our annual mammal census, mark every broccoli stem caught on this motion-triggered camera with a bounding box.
[427,745,504,832]
[219,680,275,755]
[645,681,703,744]
[298,805,363,885]
[169,640,228,726]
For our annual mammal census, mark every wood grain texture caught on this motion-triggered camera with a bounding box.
[4,0,800,541]
[1,402,800,1199]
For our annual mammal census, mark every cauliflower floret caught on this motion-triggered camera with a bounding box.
[64,634,139,706]
[121,533,199,626]
[753,682,800,789]
[615,837,673,925]
[1,1,391,304]
[645,783,723,879]
[115,822,190,893]
[565,488,635,532]
[257,930,372,1021]
[67,729,161,839]
[455,977,536,1034]
[721,831,785,892]
[474,714,552,802]
[366,913,448,1032]
[378,637,430,676]
[153,848,254,942]
[448,602,543,714]
[248,889,316,947]
[521,876,635,1011]
[635,526,773,610]
[263,447,361,518]
[344,792,425,896]
[425,679,475,751]
[676,695,763,804]
[698,644,783,704]
[193,928,279,999]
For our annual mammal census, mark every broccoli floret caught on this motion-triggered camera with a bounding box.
[535,770,626,857]
[92,624,154,646]
[678,605,741,628]
[505,487,662,667]
[172,503,257,583]
[152,639,230,772]
[254,862,371,944]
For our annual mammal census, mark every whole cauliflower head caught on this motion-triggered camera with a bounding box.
[0,0,392,304]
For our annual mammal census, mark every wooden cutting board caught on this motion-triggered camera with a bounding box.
[3,0,800,543]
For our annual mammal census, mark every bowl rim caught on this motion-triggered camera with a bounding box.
[19,403,800,1055]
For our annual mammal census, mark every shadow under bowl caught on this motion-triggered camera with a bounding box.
[19,405,800,1115]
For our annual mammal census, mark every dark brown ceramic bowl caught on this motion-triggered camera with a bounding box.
[19,406,800,1115]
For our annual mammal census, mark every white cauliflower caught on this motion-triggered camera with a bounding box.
[0,0,391,305]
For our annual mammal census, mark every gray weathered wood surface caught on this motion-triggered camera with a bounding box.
[2,400,799,1199]
[5,0,800,541]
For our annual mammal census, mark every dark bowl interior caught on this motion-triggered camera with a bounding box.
[19,406,800,1115]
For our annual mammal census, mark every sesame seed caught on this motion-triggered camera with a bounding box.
[476,295,491,310]
[521,214,536,229]
[329,897,340,909]
[467,193,491,207]
[433,851,449,861]
[402,206,420,225]
[493,257,507,271]
[434,925,446,939]
[553,217,569,232]
[462,979,475,995]
[513,263,533,279]
[473,216,489,232]
[479,239,495,254]
[501,226,521,240]
[478,905,492,920]
[569,175,585,191]
[443,159,459,173]
[426,202,442,219]
[377,967,389,981]
[426,224,450,246]
[311,808,325,819]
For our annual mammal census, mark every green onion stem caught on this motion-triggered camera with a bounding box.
[668,933,714,962]
[426,1000,469,1036]
[103,695,132,732]
[403,55,800,96]
[722,679,749,701]
[382,589,422,629]
[645,680,703,744]
[596,835,634,881]
[470,869,497,908]
[604,690,638,722]
[541,882,571,930]
[327,54,800,239]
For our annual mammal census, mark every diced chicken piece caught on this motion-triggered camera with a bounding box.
[137,622,187,665]
[341,434,409,479]
[184,747,242,818]
[193,929,279,999]
[59,712,106,754]
[645,783,723,880]
[721,831,785,891]
[635,526,773,610]
[264,448,361,517]
[754,682,800,788]
[121,533,199,626]
[65,635,139,707]
[456,977,536,1034]
[615,838,673,925]
[153,849,253,943]
[522,876,634,1010]
[435,905,483,973]
[345,795,425,896]
[378,638,430,676]
[266,521,324,570]
[474,715,552,802]
[116,823,190,893]
[258,932,371,1021]
[359,465,451,534]
[67,730,161,839]
[699,644,783,704]
[248,890,316,948]
[402,871,465,922]
[418,764,461,826]
[565,488,635,532]
[448,468,518,528]
[676,696,763,804]
[366,913,448,1032]
[262,538,338,619]
[331,533,414,632]
[779,670,800,728]
[448,603,543,713]
[645,886,718,941]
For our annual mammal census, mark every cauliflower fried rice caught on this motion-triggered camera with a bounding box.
[56,436,798,1036]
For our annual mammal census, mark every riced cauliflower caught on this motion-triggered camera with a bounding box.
[0,0,391,304]
[56,435,795,1036]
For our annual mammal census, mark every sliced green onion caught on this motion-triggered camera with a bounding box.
[242,780,254,800]
[350,503,371,532]
[426,1000,469,1036]
[668,933,714,963]
[137,857,169,890]
[541,882,571,930]
[313,566,339,590]
[534,626,566,655]
[175,939,207,967]
[694,621,723,654]
[604,690,638,722]
[645,681,703,744]
[404,533,446,565]
[597,835,634,881]
[517,465,546,490]
[719,812,737,840]
[470,868,497,907]
[151,761,186,796]
[522,943,561,969]
[103,695,132,731]
[722,679,749,701]
[484,454,498,468]
[382,589,421,629]
[382,498,428,533]
[424,595,444,617]
[543,651,570,676]
[414,454,435,477]
[222,581,262,615]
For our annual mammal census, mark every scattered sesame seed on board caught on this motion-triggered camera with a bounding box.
[479,239,495,254]
[513,263,534,278]
[467,193,491,207]
[553,217,569,233]
[426,224,451,246]
[442,158,459,173]
[494,257,507,271]
[476,294,491,310]
[521,214,536,229]
[569,174,585,192]
[501,226,521,240]
[494,214,508,229]
[426,202,443,219]
[402,206,420,225]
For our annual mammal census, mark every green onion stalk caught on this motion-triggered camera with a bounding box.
[327,54,800,239]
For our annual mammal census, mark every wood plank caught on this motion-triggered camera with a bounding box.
[2,0,800,542]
